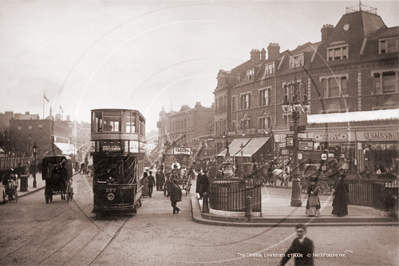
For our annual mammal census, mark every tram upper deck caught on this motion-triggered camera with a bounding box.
[91,109,145,142]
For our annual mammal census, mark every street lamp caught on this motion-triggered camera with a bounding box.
[33,141,38,188]
[282,79,310,207]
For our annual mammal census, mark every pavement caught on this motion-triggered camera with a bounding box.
[1,173,46,204]
[190,179,399,227]
[2,173,398,227]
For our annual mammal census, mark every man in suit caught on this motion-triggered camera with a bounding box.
[198,170,210,200]
[280,224,314,266]
[147,171,155,198]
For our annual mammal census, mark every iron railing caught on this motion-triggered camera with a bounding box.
[209,178,262,212]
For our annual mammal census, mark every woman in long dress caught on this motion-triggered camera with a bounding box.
[305,177,321,217]
[332,173,349,217]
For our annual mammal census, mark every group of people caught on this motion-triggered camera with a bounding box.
[140,165,183,214]
[305,171,350,218]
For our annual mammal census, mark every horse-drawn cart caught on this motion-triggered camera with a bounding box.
[42,155,74,203]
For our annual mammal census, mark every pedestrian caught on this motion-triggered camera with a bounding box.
[331,172,349,217]
[155,168,165,191]
[147,171,155,198]
[305,177,321,217]
[280,224,314,266]
[198,170,210,199]
[196,169,203,198]
[169,179,182,214]
[141,170,149,197]
[25,162,30,176]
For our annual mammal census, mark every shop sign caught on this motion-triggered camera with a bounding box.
[174,147,191,155]
[244,128,256,135]
[364,131,399,140]
[313,133,348,141]
[90,141,95,152]
[281,149,289,155]
[227,131,236,136]
[286,136,294,147]
[298,140,314,151]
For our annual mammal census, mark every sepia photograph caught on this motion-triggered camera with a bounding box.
[0,0,398,265]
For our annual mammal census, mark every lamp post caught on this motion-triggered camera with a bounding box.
[282,78,310,207]
[33,142,38,188]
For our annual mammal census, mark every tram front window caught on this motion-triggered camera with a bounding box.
[103,113,121,132]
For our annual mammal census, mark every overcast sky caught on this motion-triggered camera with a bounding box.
[0,0,398,132]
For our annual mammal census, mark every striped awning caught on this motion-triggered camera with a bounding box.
[237,137,270,157]
[218,138,251,157]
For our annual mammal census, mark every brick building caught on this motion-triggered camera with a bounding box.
[214,4,398,173]
[157,102,214,158]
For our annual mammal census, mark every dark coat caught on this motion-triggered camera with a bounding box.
[196,173,202,193]
[198,174,210,195]
[156,171,165,186]
[280,237,314,266]
[332,179,349,217]
[169,182,182,202]
[148,174,155,187]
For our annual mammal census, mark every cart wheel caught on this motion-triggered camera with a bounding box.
[318,181,329,194]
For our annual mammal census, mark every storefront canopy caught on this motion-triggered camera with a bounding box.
[307,109,399,124]
[53,142,77,155]
[237,137,270,157]
[218,138,251,157]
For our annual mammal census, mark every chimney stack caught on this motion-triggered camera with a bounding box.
[260,48,266,61]
[267,43,280,60]
[250,49,261,63]
[321,24,334,42]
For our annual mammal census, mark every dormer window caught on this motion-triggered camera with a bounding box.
[289,54,304,69]
[246,69,255,81]
[379,37,399,54]
[237,73,241,84]
[327,42,348,61]
[265,62,275,75]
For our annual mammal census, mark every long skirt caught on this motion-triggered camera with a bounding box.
[306,207,320,216]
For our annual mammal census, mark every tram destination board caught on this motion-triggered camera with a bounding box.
[101,140,121,152]
[298,140,314,151]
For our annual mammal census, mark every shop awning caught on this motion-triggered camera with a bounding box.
[53,142,77,155]
[218,138,251,157]
[237,137,270,157]
[307,109,399,124]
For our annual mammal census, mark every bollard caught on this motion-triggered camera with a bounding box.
[20,174,28,192]
[245,195,252,222]
[202,192,209,213]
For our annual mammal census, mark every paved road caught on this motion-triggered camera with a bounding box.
[0,174,397,265]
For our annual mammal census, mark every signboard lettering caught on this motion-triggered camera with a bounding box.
[298,140,314,151]
[174,147,191,155]
[364,132,399,140]
[314,133,347,141]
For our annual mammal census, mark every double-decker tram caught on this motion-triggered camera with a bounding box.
[90,108,146,215]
